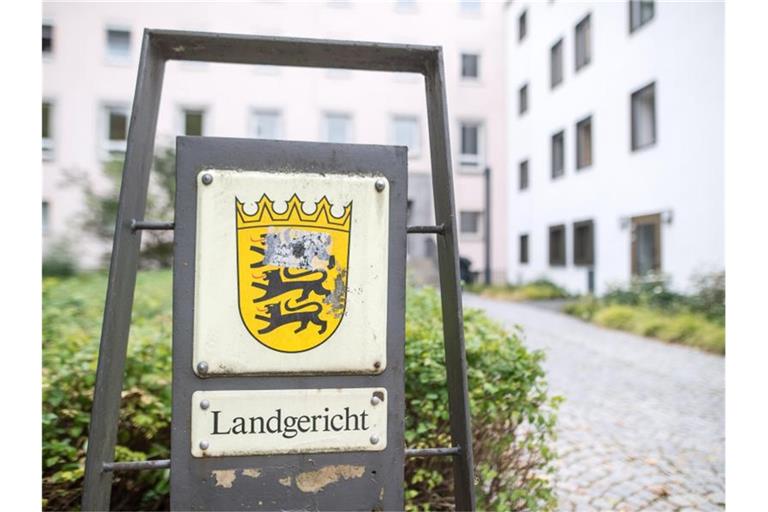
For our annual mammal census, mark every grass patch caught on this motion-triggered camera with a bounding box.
[468,279,569,302]
[563,301,725,354]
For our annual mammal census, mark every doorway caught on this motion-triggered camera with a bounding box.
[631,213,661,276]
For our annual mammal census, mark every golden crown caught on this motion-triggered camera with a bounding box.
[236,194,352,231]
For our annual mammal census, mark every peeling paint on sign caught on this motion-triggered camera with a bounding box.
[295,464,366,493]
[263,228,332,271]
[242,468,262,479]
[211,469,237,488]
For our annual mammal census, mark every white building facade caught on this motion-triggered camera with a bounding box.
[504,1,724,294]
[42,1,508,281]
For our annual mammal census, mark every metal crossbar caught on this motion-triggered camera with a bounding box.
[130,219,175,231]
[407,224,446,235]
[82,29,475,511]
[101,445,460,474]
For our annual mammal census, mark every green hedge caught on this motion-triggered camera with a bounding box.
[563,273,725,354]
[43,271,559,511]
[467,279,569,302]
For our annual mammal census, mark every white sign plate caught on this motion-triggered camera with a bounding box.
[191,388,388,457]
[194,170,389,375]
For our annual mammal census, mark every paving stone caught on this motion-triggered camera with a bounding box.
[463,294,726,512]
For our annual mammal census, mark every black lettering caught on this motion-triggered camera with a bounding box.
[344,407,359,431]
[323,408,330,431]
[211,411,231,435]
[232,416,247,434]
[266,409,282,433]
[297,415,311,433]
[360,410,369,431]
[283,415,298,439]
[249,416,265,434]
[331,414,344,431]
[311,414,321,432]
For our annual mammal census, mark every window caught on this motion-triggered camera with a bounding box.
[518,83,528,115]
[575,14,592,71]
[395,0,417,12]
[549,224,566,266]
[630,0,654,33]
[106,28,131,61]
[104,105,130,157]
[250,110,282,139]
[459,0,481,14]
[459,211,482,235]
[183,109,204,136]
[576,116,593,169]
[551,130,565,178]
[42,101,53,160]
[42,201,50,236]
[573,220,594,266]
[459,121,483,169]
[519,234,529,264]
[461,53,480,80]
[518,10,527,42]
[631,214,661,275]
[519,160,529,190]
[631,82,656,150]
[391,116,421,158]
[42,24,53,54]
[323,113,352,143]
[550,39,563,88]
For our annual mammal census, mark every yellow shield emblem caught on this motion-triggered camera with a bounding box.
[236,194,351,353]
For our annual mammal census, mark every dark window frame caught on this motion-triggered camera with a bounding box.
[576,115,593,170]
[460,52,480,80]
[459,210,483,236]
[550,38,564,89]
[630,81,657,151]
[574,13,592,71]
[519,233,529,264]
[519,159,529,190]
[183,109,205,136]
[518,83,529,116]
[551,130,565,179]
[573,219,594,266]
[518,9,528,42]
[629,0,655,34]
[548,224,566,266]
[42,24,53,54]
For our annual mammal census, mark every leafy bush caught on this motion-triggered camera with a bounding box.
[43,271,172,511]
[469,279,569,302]
[561,296,599,321]
[689,271,725,324]
[43,239,78,277]
[43,273,559,510]
[602,273,686,311]
[405,287,560,511]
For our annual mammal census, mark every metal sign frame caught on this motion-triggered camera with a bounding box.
[172,137,407,510]
[82,29,475,511]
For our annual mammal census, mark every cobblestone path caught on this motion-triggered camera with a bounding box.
[463,294,725,511]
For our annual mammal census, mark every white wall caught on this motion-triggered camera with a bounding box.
[504,1,724,294]
[42,1,507,280]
